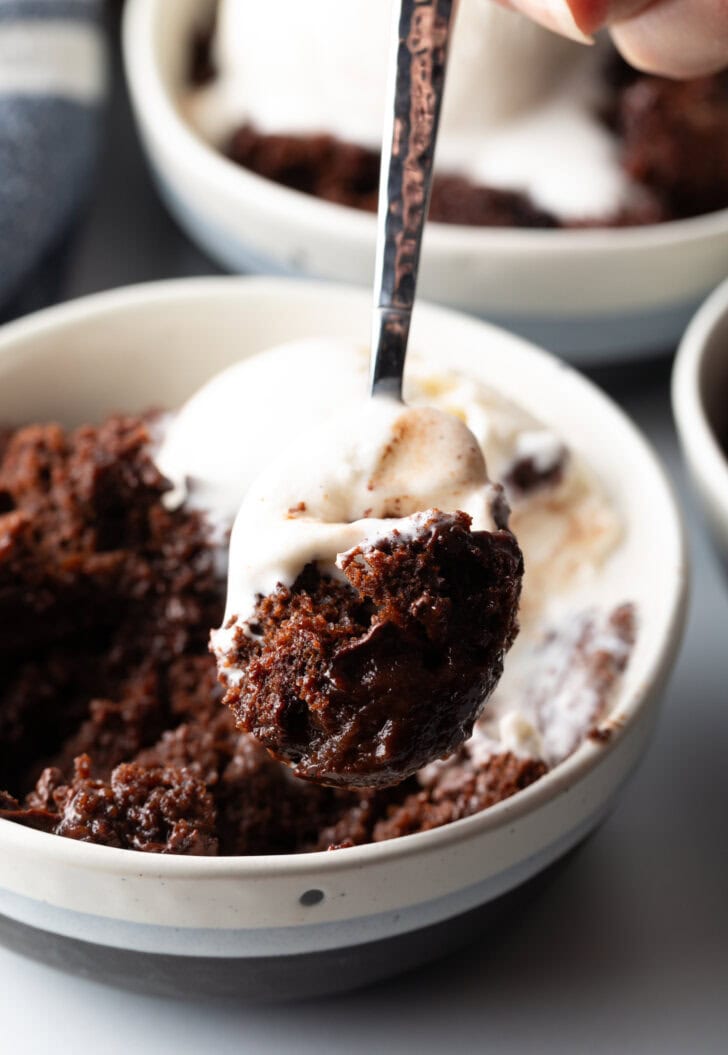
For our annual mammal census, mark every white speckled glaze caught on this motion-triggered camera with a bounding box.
[673,278,728,565]
[122,0,728,363]
[0,278,686,975]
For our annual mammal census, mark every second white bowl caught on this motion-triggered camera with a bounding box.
[123,0,728,363]
[673,278,728,569]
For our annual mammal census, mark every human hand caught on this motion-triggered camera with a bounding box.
[499,0,728,78]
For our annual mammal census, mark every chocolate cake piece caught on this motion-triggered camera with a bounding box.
[228,125,381,212]
[618,74,728,219]
[371,751,547,841]
[0,415,224,795]
[218,511,523,788]
[227,124,557,227]
[9,754,219,855]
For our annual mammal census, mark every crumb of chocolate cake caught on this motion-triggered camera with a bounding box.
[41,755,219,855]
[618,74,728,219]
[370,752,547,842]
[588,711,629,744]
[218,511,523,788]
[504,446,569,497]
[165,654,224,722]
[0,793,60,834]
[215,733,335,855]
[135,710,234,786]
[227,125,381,210]
[428,176,558,228]
[3,753,216,855]
[307,787,397,853]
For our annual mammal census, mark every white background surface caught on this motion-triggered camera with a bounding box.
[1,15,727,1053]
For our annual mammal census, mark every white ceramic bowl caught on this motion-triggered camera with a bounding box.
[673,278,728,567]
[0,278,686,1000]
[122,0,728,363]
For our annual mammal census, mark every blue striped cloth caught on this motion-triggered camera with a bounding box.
[0,0,106,307]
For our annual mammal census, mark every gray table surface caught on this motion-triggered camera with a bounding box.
[2,21,727,1055]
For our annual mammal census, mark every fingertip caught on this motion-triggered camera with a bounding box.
[566,0,654,34]
[611,10,728,80]
[564,0,611,35]
[505,0,595,44]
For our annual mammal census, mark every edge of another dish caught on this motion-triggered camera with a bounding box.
[673,278,728,555]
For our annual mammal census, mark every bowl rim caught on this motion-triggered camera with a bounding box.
[0,276,688,879]
[123,0,728,259]
[672,277,728,516]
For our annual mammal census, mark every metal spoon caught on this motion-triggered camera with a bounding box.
[370,0,456,401]
[211,0,525,789]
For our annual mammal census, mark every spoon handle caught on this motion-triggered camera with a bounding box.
[370,0,456,400]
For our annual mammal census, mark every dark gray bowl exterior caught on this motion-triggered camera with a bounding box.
[0,855,573,1002]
